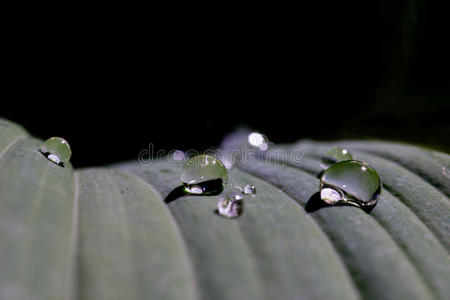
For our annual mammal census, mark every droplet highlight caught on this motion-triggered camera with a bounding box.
[217,194,244,218]
[180,154,228,195]
[320,160,381,208]
[40,137,71,165]
[321,146,353,169]
[320,188,342,204]
[248,132,269,151]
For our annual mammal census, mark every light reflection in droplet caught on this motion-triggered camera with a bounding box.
[47,154,61,164]
[320,188,342,204]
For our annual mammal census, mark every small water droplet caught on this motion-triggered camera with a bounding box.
[248,132,269,151]
[320,160,381,208]
[321,146,353,169]
[40,137,71,165]
[172,150,185,161]
[217,194,244,218]
[180,154,228,195]
[243,184,256,195]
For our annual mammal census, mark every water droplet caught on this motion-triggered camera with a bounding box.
[248,132,269,151]
[40,137,71,165]
[228,177,256,195]
[180,154,228,194]
[321,146,353,169]
[320,160,381,208]
[217,194,243,218]
[172,150,185,161]
[243,184,256,195]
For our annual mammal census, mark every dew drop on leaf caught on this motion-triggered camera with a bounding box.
[171,150,185,161]
[217,194,244,218]
[243,184,256,195]
[40,137,72,165]
[321,146,353,169]
[320,160,381,208]
[180,154,228,195]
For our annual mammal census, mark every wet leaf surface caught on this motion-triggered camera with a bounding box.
[1,119,449,300]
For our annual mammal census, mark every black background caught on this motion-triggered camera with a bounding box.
[3,2,449,167]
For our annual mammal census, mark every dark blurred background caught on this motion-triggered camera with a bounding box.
[2,1,449,167]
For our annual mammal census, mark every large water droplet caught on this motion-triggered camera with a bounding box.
[321,146,353,169]
[248,132,269,151]
[320,160,381,207]
[217,194,244,218]
[40,137,71,165]
[180,154,228,194]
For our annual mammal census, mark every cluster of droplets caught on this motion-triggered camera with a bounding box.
[233,183,256,196]
[180,153,257,218]
[40,137,72,166]
[38,132,381,215]
[319,147,381,208]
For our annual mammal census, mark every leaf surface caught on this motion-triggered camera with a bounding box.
[1,118,449,300]
[0,132,75,300]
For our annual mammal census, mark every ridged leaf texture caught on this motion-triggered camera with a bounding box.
[0,119,449,300]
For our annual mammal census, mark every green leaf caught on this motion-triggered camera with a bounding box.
[117,161,360,300]
[1,118,449,300]
[245,139,450,299]
[0,118,28,155]
[0,126,75,300]
[73,168,198,300]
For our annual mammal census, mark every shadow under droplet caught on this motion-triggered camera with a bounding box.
[305,192,331,212]
[316,170,324,179]
[361,203,376,214]
[164,186,189,203]
[164,179,224,204]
